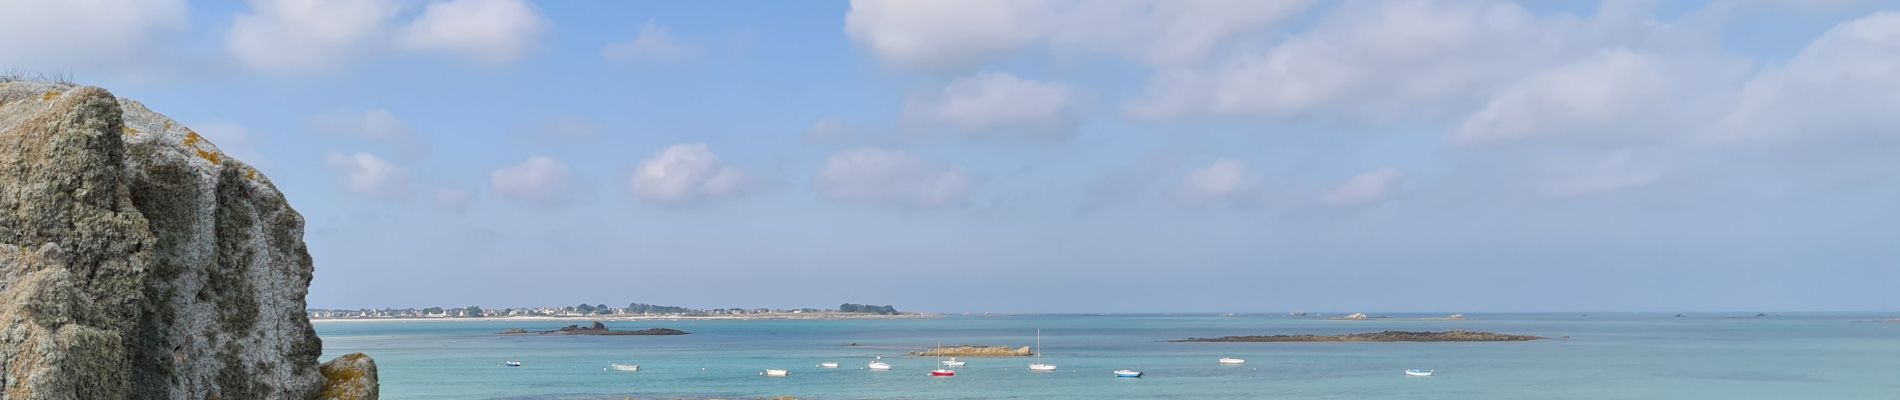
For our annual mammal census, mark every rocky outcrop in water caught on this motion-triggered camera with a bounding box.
[911,345,1035,357]
[501,321,689,336]
[0,81,373,399]
[1172,330,1546,343]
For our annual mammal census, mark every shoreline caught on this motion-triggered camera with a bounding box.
[310,314,937,323]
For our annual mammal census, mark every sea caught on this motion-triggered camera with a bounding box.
[314,313,1900,399]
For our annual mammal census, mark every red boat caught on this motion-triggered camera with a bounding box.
[930,369,956,377]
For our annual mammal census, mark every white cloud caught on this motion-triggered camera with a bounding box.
[903,73,1076,140]
[802,119,854,143]
[1178,158,1263,206]
[1714,11,1900,144]
[1537,150,1663,198]
[399,0,548,64]
[815,147,973,208]
[844,0,1042,72]
[1321,167,1404,207]
[491,155,578,208]
[324,152,410,199]
[843,0,1310,71]
[434,188,473,213]
[227,0,399,74]
[602,21,703,64]
[309,109,429,155]
[0,0,188,70]
[629,143,747,205]
[310,109,411,141]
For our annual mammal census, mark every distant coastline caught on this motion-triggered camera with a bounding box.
[311,312,935,323]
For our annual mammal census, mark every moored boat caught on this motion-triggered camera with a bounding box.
[1028,329,1057,372]
[607,363,639,372]
[941,357,965,367]
[503,361,523,367]
[1114,369,1143,378]
[930,368,956,376]
[868,356,892,370]
[764,369,790,377]
[817,361,840,368]
[1218,357,1245,365]
[1405,369,1434,377]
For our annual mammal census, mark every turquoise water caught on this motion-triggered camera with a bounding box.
[315,313,1900,399]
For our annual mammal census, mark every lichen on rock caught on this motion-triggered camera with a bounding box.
[0,81,367,399]
[318,353,378,400]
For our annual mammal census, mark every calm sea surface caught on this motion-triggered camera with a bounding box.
[315,313,1900,399]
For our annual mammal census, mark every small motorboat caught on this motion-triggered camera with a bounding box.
[1405,369,1434,377]
[764,369,790,377]
[607,364,639,372]
[941,358,966,367]
[503,361,523,367]
[1218,357,1245,365]
[930,368,956,376]
[868,356,892,370]
[817,362,840,368]
[1114,369,1143,378]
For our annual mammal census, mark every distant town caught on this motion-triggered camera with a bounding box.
[307,302,917,320]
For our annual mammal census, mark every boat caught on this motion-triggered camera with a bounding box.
[607,363,639,372]
[930,368,956,376]
[764,369,790,377]
[868,356,892,370]
[503,361,522,367]
[941,357,965,367]
[1218,357,1245,365]
[1405,369,1434,377]
[817,362,840,368]
[1028,329,1057,372]
[1114,369,1143,378]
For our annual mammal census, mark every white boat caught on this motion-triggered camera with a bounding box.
[1218,357,1245,365]
[503,361,522,367]
[940,358,965,367]
[607,363,639,372]
[868,356,892,370]
[1114,369,1143,378]
[1028,329,1057,371]
[764,369,790,377]
[1405,369,1434,377]
[817,362,840,368]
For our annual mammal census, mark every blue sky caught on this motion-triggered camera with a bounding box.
[5,0,1898,313]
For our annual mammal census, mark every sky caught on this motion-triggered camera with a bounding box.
[4,0,1898,313]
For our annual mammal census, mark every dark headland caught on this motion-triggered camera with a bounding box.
[1172,330,1545,343]
[501,321,689,336]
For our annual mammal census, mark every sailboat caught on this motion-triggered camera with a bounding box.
[1028,329,1057,372]
[868,356,892,370]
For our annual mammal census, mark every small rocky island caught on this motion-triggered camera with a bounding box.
[501,321,689,336]
[1172,330,1545,343]
[911,345,1035,357]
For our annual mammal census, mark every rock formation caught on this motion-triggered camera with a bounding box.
[501,321,689,336]
[1171,330,1547,343]
[0,81,373,399]
[910,345,1036,357]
